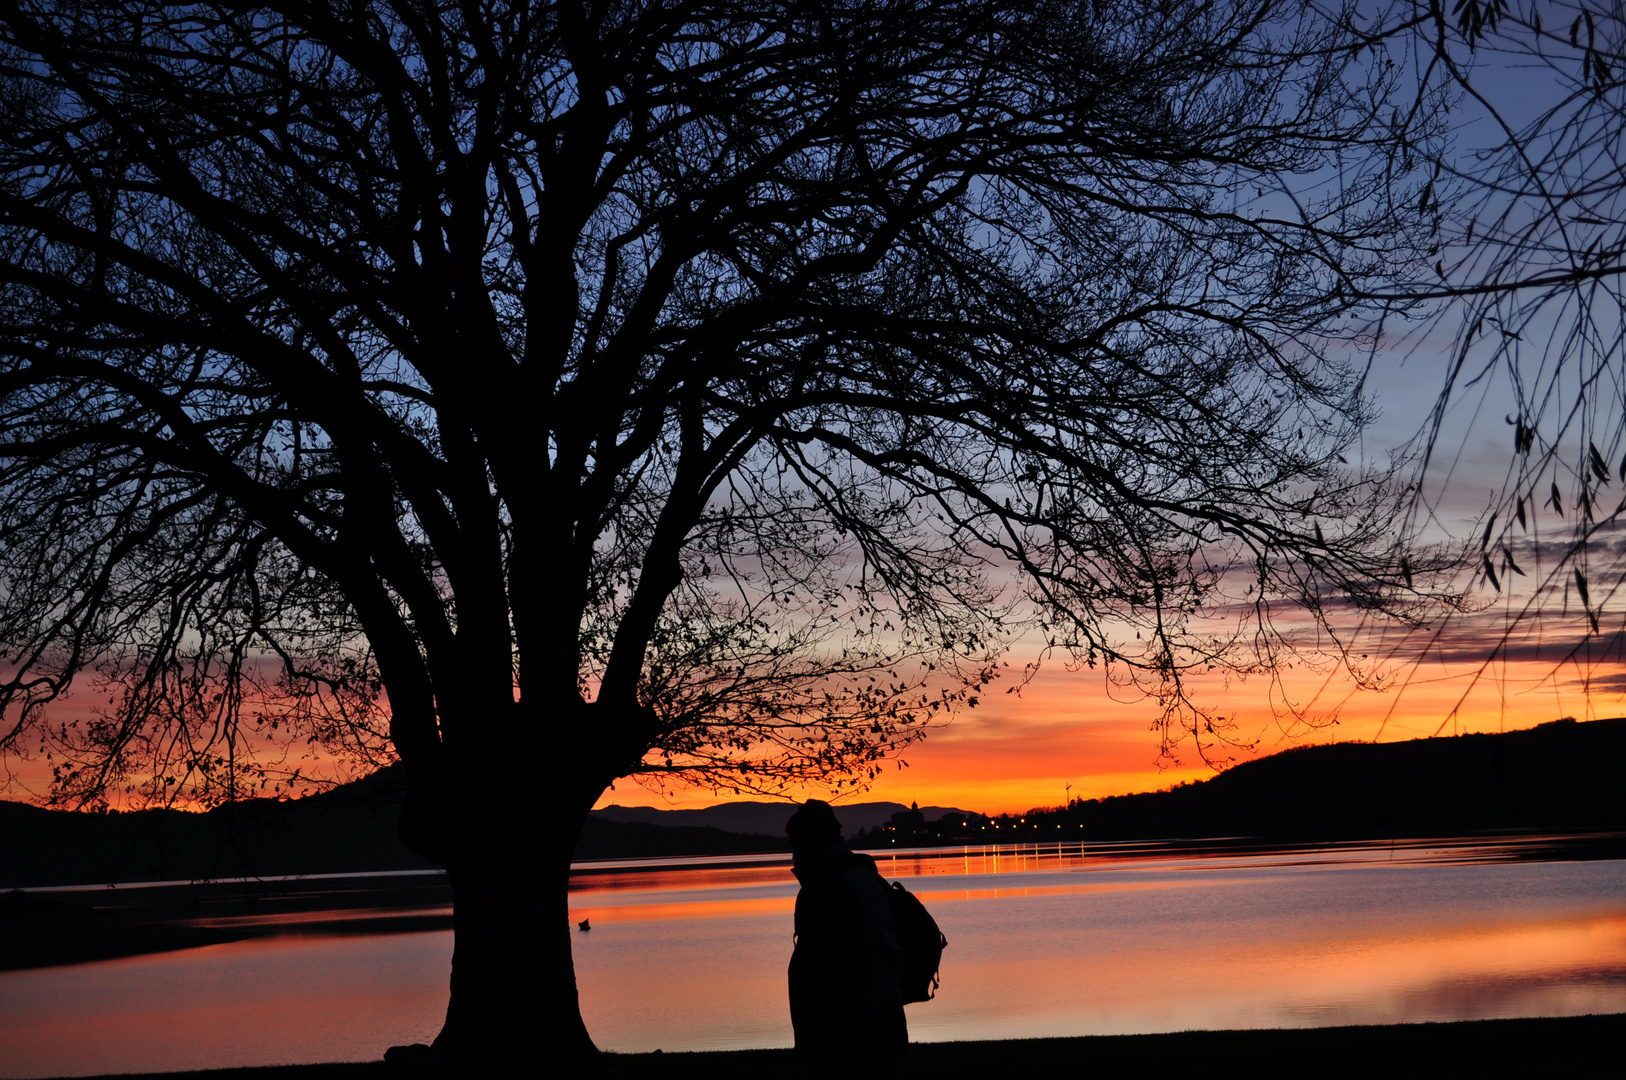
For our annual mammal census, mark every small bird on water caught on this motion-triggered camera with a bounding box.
[578,918,591,932]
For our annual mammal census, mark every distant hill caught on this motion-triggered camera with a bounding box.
[0,769,435,889]
[0,768,803,887]
[590,800,974,839]
[574,817,788,860]
[5,718,1622,888]
[1053,716,1626,840]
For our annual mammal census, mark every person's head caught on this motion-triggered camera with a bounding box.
[785,799,842,852]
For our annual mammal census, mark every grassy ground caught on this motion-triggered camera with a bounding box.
[41,1012,1626,1080]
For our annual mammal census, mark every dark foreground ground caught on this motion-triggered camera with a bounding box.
[42,1013,1626,1080]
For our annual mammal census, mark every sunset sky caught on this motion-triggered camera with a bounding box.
[596,617,1626,817]
[8,10,1626,1076]
[6,27,1623,824]
[598,341,1626,817]
[5,348,1619,819]
[612,19,1620,821]
[7,344,1623,819]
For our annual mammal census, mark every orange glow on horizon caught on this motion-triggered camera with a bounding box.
[6,632,1620,818]
[597,650,1626,816]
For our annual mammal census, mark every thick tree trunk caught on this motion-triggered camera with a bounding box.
[399,779,598,1066]
[434,851,594,1065]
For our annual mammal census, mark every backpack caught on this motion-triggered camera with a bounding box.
[833,851,948,1003]
[886,879,947,1003]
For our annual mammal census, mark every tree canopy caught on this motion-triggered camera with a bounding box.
[0,0,1461,1060]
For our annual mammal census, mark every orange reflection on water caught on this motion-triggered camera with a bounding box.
[912,906,1626,1043]
[571,895,795,926]
[571,844,1626,1053]
[570,862,795,896]
[568,844,1131,899]
[178,905,453,929]
[1267,910,1626,993]
[566,835,1593,901]
[0,933,451,1078]
[913,878,1197,904]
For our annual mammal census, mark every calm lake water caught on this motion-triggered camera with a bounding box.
[3,837,1624,1077]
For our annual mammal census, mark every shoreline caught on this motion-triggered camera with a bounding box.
[29,1013,1626,1079]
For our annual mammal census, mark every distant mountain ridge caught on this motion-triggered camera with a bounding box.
[0,772,959,886]
[590,800,973,839]
[573,817,789,861]
[1051,716,1626,839]
[4,718,1622,888]
[0,768,435,889]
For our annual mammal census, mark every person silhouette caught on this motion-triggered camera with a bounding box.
[785,799,907,1059]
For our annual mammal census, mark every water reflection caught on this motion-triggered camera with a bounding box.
[176,905,453,929]
[0,934,448,1079]
[572,895,794,926]
[570,838,1626,1053]
[1,836,1622,1077]
[569,862,794,895]
[565,834,1626,898]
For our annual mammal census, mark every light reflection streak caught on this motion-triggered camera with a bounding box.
[567,834,1624,900]
[572,896,794,925]
[176,905,454,929]
[566,834,1626,907]
[569,864,794,895]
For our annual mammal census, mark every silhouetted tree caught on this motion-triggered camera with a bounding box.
[0,0,1455,1062]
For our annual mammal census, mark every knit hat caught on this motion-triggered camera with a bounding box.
[785,799,843,847]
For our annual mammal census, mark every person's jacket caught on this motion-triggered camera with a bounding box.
[791,844,906,1021]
